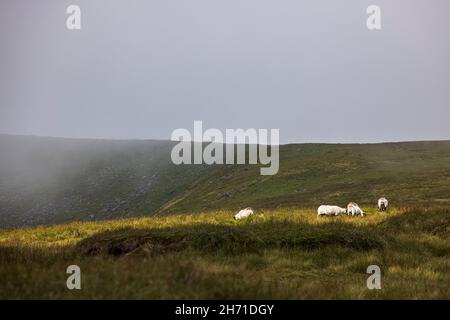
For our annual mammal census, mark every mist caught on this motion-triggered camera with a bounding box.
[1,0,450,143]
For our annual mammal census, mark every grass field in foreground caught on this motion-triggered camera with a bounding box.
[0,207,448,299]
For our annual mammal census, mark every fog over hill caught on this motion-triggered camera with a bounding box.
[1,134,450,228]
[0,135,210,227]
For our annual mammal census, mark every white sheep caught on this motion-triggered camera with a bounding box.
[234,207,254,220]
[317,205,347,217]
[347,202,364,216]
[377,197,389,211]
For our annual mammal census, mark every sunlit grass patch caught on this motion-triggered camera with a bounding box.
[0,207,448,299]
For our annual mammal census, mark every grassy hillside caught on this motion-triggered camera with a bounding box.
[0,207,448,299]
[0,136,449,299]
[162,141,450,213]
[2,135,450,228]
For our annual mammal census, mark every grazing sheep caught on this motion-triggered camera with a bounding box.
[234,207,254,220]
[317,205,347,217]
[378,197,389,211]
[347,202,364,217]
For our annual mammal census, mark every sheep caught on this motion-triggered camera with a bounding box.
[317,205,347,217]
[377,197,389,211]
[347,202,364,216]
[234,207,254,220]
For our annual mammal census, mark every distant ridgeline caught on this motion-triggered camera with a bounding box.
[1,134,450,228]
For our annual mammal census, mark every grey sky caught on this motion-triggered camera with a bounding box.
[1,0,449,143]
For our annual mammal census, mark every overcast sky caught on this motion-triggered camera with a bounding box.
[0,0,449,143]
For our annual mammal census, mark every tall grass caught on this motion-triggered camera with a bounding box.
[0,207,448,299]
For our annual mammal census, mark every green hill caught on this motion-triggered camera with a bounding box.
[162,141,450,213]
[1,135,450,228]
[0,135,449,299]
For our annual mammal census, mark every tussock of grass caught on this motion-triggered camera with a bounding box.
[379,208,450,236]
[77,222,387,257]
